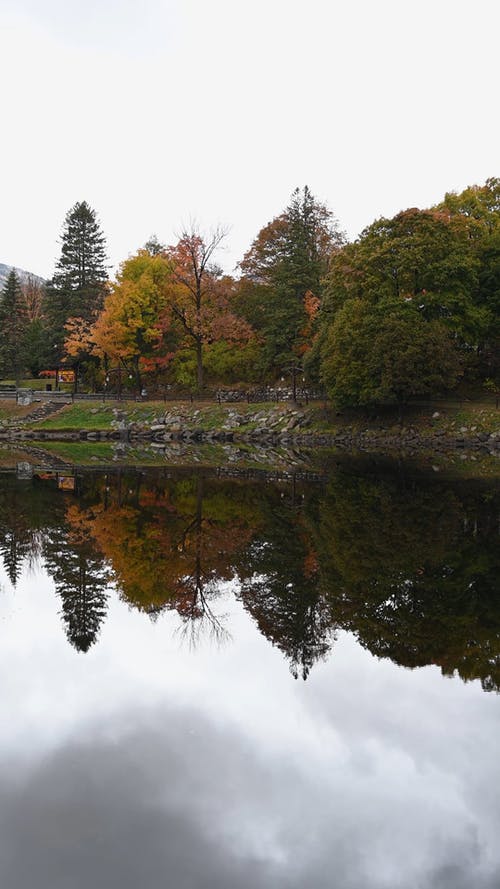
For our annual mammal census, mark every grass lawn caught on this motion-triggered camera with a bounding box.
[34,400,295,431]
[34,401,169,430]
[23,396,500,438]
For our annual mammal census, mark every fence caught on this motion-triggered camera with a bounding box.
[0,386,328,405]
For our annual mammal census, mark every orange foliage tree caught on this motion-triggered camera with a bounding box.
[87,249,176,391]
[167,226,253,390]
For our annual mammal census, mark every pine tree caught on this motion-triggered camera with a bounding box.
[239,187,345,375]
[44,201,108,366]
[0,269,26,384]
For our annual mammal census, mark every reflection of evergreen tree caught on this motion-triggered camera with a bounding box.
[0,461,499,692]
[43,526,110,652]
[238,486,334,679]
[0,531,29,586]
[0,481,48,586]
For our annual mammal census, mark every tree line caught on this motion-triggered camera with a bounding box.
[1,179,499,406]
[0,466,498,688]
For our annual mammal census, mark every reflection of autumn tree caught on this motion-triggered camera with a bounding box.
[73,474,259,642]
[43,504,111,652]
[0,464,498,692]
[311,469,500,691]
[237,484,335,679]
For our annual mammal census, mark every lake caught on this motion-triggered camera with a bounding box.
[0,456,499,888]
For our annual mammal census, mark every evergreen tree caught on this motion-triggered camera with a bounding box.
[44,201,108,366]
[0,269,26,383]
[238,186,345,376]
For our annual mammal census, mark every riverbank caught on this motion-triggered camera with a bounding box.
[0,399,498,458]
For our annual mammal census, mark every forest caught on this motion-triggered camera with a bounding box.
[1,178,499,410]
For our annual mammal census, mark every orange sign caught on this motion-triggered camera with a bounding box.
[38,369,75,382]
[58,476,76,491]
[58,370,75,383]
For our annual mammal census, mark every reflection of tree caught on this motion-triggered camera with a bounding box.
[73,474,258,644]
[0,480,49,585]
[311,470,500,692]
[43,505,111,652]
[237,487,335,679]
[0,463,499,692]
[0,531,29,586]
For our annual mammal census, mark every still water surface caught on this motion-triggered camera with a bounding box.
[0,459,499,888]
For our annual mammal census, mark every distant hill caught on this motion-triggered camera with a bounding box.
[0,263,45,290]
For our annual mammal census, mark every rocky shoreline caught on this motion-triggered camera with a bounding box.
[0,403,498,458]
[1,425,498,458]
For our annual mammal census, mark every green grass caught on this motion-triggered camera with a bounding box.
[32,441,118,463]
[35,401,169,430]
[22,396,500,439]
[0,379,73,391]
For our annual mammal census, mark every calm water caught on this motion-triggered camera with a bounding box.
[0,458,499,888]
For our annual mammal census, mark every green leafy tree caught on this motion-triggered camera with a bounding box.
[322,208,482,341]
[437,177,500,237]
[320,298,460,414]
[436,178,500,374]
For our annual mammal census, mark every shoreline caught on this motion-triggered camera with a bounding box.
[0,400,498,459]
[1,424,498,457]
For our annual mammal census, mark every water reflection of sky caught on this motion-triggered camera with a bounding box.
[1,564,500,889]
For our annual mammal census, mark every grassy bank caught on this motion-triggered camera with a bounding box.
[27,398,499,437]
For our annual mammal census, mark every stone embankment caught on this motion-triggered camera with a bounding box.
[0,404,498,457]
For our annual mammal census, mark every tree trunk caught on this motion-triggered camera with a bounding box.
[196,337,203,392]
[134,357,142,395]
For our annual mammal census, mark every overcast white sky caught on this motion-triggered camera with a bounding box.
[1,0,499,278]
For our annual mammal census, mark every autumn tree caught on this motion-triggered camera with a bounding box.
[20,275,46,376]
[88,249,175,391]
[167,224,240,391]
